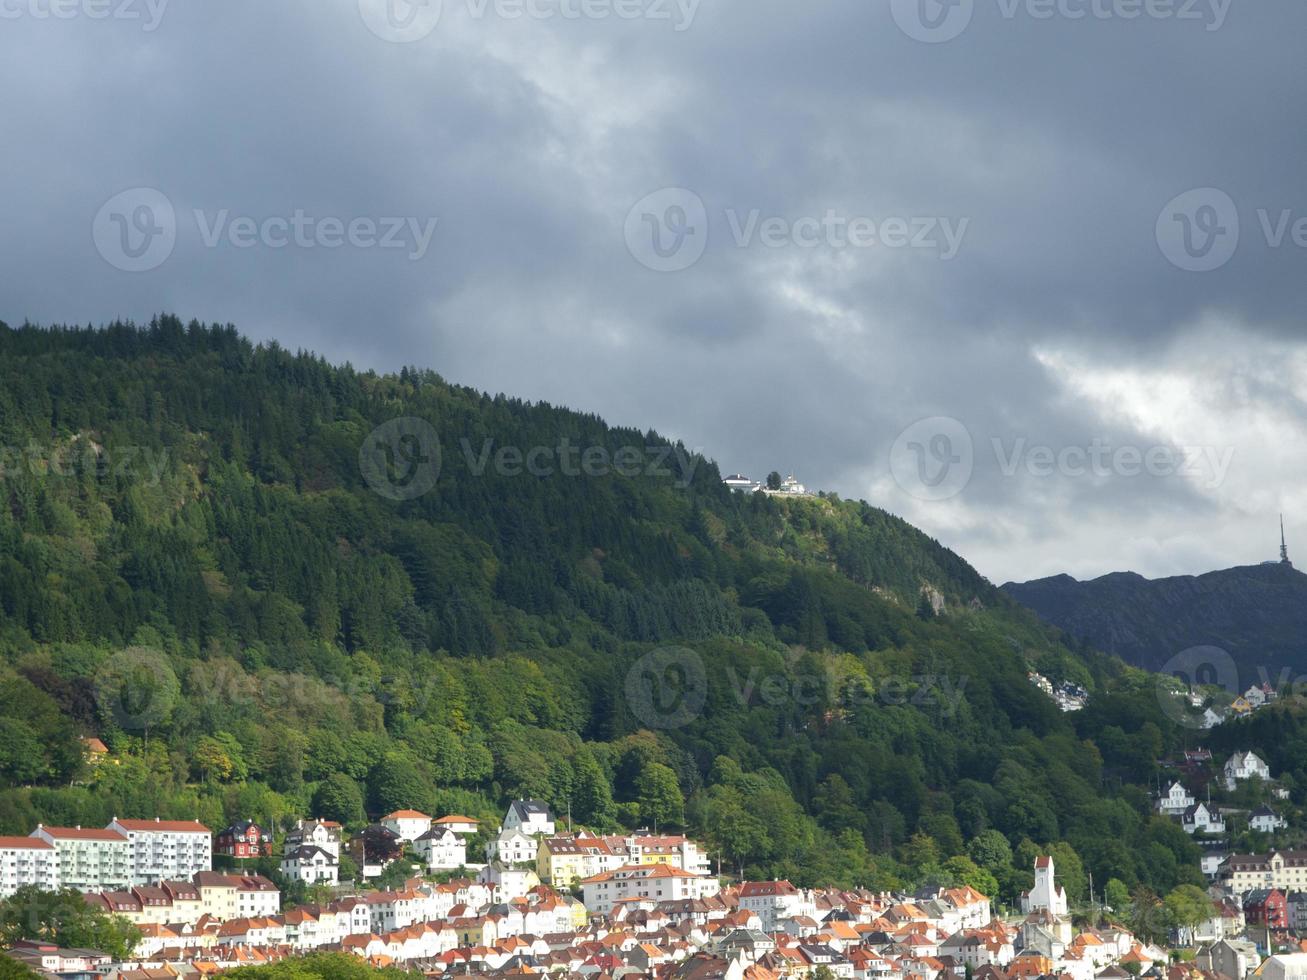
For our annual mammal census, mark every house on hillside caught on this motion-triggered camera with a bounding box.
[1250,805,1288,833]
[281,845,338,885]
[1182,802,1226,835]
[284,819,342,858]
[380,809,432,842]
[1224,751,1271,790]
[216,820,272,859]
[415,827,466,871]
[503,800,555,837]
[1156,781,1195,816]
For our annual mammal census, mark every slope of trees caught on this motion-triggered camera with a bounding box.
[0,317,1212,900]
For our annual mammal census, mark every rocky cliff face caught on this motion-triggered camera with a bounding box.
[1003,562,1307,677]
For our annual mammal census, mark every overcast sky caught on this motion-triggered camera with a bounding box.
[2,0,1305,585]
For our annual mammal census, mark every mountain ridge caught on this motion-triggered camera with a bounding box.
[1003,561,1307,677]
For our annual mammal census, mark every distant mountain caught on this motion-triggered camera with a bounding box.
[1003,562,1307,678]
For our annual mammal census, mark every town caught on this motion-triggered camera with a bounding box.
[7,777,1307,980]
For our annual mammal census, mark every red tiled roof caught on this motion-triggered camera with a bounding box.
[0,837,52,849]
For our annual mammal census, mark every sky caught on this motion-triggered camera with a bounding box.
[2,0,1305,586]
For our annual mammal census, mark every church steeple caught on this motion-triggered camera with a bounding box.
[1281,515,1292,567]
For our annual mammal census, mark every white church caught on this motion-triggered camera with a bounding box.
[1021,854,1069,916]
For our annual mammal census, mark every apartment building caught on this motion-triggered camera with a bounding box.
[0,837,58,899]
[30,826,131,892]
[107,817,211,883]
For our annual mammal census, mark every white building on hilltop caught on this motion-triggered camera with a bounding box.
[1020,855,1068,916]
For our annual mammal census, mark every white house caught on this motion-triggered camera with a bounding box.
[1224,751,1272,791]
[380,809,432,843]
[487,827,538,865]
[415,827,466,871]
[30,826,131,892]
[580,863,719,916]
[284,819,342,859]
[1182,802,1226,835]
[433,815,479,836]
[1250,806,1289,834]
[281,845,339,885]
[1156,781,1195,816]
[106,818,211,884]
[503,799,555,837]
[739,880,814,931]
[0,837,59,899]
[478,861,540,902]
[1020,856,1068,916]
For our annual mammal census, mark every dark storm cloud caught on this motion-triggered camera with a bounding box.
[2,0,1304,582]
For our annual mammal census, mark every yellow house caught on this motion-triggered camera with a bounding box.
[450,916,497,948]
[195,871,239,921]
[564,894,588,929]
[536,838,596,888]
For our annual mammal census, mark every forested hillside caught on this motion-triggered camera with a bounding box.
[0,317,1214,903]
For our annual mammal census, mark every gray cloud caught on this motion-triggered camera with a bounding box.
[2,0,1305,584]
